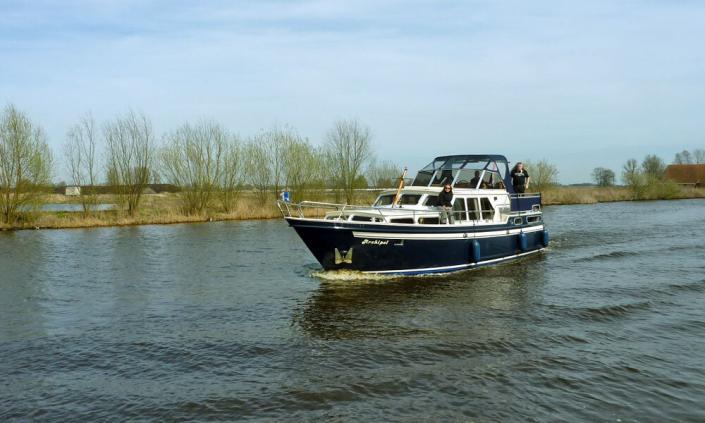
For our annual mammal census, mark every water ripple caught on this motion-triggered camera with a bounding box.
[2,200,705,421]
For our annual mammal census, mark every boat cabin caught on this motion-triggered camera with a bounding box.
[319,155,542,225]
[324,186,524,226]
[281,154,542,226]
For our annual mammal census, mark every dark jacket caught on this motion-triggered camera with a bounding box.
[438,188,453,207]
[511,169,529,192]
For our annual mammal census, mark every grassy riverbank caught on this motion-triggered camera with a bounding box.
[541,185,705,205]
[0,191,379,231]
[2,186,704,231]
[0,193,282,231]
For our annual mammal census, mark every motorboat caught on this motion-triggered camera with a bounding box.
[277,154,548,275]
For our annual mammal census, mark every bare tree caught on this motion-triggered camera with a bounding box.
[524,159,559,191]
[693,149,705,164]
[674,150,693,164]
[366,159,402,188]
[268,126,295,200]
[64,113,99,215]
[244,135,273,204]
[641,154,665,179]
[0,104,53,224]
[161,121,226,214]
[622,158,640,183]
[104,111,155,216]
[591,167,615,187]
[281,134,324,203]
[218,136,245,213]
[325,119,373,203]
[622,158,645,198]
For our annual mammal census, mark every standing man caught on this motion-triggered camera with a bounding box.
[511,163,530,193]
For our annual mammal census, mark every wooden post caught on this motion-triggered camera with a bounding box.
[391,167,407,207]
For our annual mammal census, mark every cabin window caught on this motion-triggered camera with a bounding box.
[412,170,433,186]
[374,195,394,206]
[482,170,503,189]
[467,198,480,220]
[374,194,422,206]
[423,194,438,206]
[527,215,542,224]
[495,161,507,180]
[400,194,422,206]
[431,169,455,186]
[390,218,414,224]
[452,198,468,221]
[513,217,523,225]
[480,197,495,220]
[418,217,440,224]
[351,215,372,222]
[453,161,505,189]
[454,168,483,188]
[453,169,473,188]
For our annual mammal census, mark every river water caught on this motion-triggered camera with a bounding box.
[1,199,704,421]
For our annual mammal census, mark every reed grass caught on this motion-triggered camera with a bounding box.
[542,186,629,205]
[542,184,705,205]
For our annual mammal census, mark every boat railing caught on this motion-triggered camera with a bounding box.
[277,200,392,220]
[277,199,541,224]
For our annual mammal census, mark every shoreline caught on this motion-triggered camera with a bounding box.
[0,213,278,232]
[2,187,704,232]
[540,185,705,205]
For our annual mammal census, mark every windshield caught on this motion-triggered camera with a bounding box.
[374,194,394,206]
[413,157,509,188]
[412,170,433,186]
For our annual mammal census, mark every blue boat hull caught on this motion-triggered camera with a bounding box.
[286,218,547,275]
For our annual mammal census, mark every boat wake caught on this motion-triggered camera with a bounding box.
[310,269,401,282]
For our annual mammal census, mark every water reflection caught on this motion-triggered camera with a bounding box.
[41,203,116,212]
[294,255,547,341]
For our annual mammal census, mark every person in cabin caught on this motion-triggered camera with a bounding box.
[470,171,481,188]
[438,183,454,224]
[511,162,530,194]
[437,169,454,185]
[469,171,489,189]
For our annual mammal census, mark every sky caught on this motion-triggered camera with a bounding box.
[1,0,704,183]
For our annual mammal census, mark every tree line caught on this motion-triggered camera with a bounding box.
[591,152,704,199]
[673,149,705,165]
[2,102,701,224]
[536,150,705,191]
[593,152,703,188]
[0,104,401,224]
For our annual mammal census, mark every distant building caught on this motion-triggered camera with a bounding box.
[65,186,81,196]
[665,164,705,187]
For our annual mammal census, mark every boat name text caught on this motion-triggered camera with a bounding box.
[362,239,390,246]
